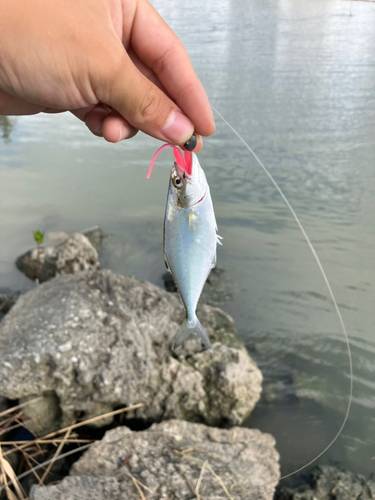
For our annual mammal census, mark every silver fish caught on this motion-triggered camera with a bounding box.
[163,152,222,349]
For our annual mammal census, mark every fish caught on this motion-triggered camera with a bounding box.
[147,143,222,349]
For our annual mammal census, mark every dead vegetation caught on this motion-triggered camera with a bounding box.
[0,399,242,500]
[0,399,145,499]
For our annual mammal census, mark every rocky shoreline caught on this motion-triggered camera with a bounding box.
[0,231,279,499]
[276,465,375,500]
[31,420,279,500]
[0,269,264,433]
[0,231,372,500]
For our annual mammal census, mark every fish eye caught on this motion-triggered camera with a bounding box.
[173,177,183,189]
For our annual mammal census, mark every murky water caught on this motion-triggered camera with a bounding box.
[1,0,375,484]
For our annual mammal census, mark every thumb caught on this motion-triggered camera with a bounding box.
[93,48,194,145]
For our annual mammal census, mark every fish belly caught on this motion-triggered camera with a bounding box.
[164,192,217,317]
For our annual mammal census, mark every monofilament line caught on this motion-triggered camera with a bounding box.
[211,105,353,486]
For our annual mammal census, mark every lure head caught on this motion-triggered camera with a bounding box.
[170,153,207,208]
[146,143,208,208]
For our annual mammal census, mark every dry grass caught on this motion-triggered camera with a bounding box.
[1,400,235,500]
[174,447,234,500]
[0,400,145,499]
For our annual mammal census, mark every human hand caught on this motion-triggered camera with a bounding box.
[0,0,215,151]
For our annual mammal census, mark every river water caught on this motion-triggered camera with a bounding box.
[1,0,374,486]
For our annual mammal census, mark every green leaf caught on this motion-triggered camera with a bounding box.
[33,230,45,245]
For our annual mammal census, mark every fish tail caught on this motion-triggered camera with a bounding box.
[173,316,212,350]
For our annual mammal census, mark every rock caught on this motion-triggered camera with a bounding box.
[276,465,375,500]
[163,266,234,306]
[0,270,262,435]
[31,419,280,500]
[0,291,20,317]
[30,477,120,500]
[80,226,107,250]
[39,227,105,249]
[16,233,99,283]
[18,392,62,436]
[44,231,69,245]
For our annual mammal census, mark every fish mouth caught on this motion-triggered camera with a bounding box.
[174,162,192,179]
[147,144,192,179]
[190,190,207,207]
[178,189,207,208]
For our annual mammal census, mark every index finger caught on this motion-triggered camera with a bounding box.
[129,0,215,138]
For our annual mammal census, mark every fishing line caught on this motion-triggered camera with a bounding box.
[211,106,353,487]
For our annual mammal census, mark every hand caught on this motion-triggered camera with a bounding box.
[0,0,215,150]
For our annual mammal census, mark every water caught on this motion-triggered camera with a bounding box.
[1,0,375,484]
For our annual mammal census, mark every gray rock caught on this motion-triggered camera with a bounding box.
[44,231,69,245]
[0,270,262,435]
[18,392,62,435]
[276,465,375,500]
[16,233,99,283]
[32,419,280,500]
[31,477,120,500]
[43,227,106,250]
[81,226,107,250]
[0,291,20,316]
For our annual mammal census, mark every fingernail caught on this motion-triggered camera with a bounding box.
[162,110,194,144]
[117,125,126,142]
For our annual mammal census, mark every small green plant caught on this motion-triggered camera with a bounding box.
[33,230,45,251]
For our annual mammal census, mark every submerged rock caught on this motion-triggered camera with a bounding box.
[0,270,262,435]
[16,233,99,283]
[31,419,280,500]
[276,465,375,500]
[80,225,107,250]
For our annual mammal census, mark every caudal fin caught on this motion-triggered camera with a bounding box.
[173,316,211,350]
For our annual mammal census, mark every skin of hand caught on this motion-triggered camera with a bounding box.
[0,0,215,151]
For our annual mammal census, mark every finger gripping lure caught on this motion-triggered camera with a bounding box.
[147,143,222,349]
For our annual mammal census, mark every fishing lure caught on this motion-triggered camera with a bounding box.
[147,138,222,349]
